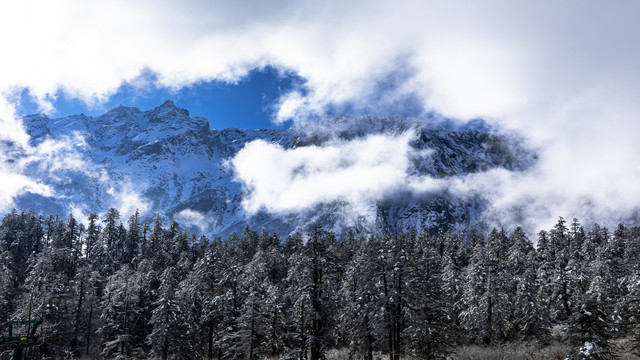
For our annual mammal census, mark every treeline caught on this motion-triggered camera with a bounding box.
[0,210,639,359]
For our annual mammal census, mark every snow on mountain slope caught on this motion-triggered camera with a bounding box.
[13,101,534,238]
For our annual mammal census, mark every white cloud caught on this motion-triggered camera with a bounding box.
[106,182,151,220]
[0,97,29,145]
[0,109,145,217]
[233,132,416,215]
[0,97,58,212]
[174,209,210,233]
[0,0,637,231]
[0,166,54,213]
[19,132,93,181]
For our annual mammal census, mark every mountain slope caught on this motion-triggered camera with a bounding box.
[14,102,534,238]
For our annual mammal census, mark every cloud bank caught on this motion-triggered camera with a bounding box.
[232,132,417,215]
[0,0,638,231]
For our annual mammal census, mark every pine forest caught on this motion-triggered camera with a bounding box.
[1,209,639,359]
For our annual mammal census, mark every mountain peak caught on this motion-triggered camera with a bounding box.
[159,99,175,108]
[100,104,142,121]
[150,100,189,118]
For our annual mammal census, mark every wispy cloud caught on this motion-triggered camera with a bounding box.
[0,99,147,217]
[106,181,151,220]
[174,209,212,233]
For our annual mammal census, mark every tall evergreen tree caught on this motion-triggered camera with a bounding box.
[550,217,575,321]
[124,210,142,266]
[145,215,165,269]
[71,264,104,357]
[12,245,76,358]
[460,229,512,345]
[440,247,463,345]
[190,238,227,359]
[99,264,144,359]
[564,295,615,360]
[147,268,184,360]
[339,236,378,360]
[403,232,448,358]
[507,228,548,341]
[459,232,487,344]
[85,212,102,264]
[286,228,339,360]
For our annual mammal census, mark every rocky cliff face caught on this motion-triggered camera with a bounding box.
[14,101,534,238]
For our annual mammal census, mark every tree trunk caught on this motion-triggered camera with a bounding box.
[86,302,93,355]
[122,288,128,356]
[365,314,373,360]
[207,323,213,360]
[271,306,277,358]
[72,274,85,354]
[485,293,493,345]
[393,272,402,360]
[300,300,306,360]
[249,300,255,360]
[163,306,169,360]
[310,258,323,360]
[381,265,393,360]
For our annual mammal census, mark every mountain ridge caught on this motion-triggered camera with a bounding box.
[12,102,534,238]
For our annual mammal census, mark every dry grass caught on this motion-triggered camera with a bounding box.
[324,348,413,360]
[611,337,640,360]
[450,342,567,360]
[261,340,640,359]
[451,339,640,360]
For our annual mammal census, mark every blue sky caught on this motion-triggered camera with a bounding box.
[14,64,445,131]
[14,64,447,131]
[15,66,307,130]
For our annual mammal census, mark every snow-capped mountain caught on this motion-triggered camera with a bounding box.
[13,101,534,238]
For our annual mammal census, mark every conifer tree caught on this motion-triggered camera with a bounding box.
[483,228,512,343]
[440,249,462,345]
[12,245,76,358]
[564,295,614,360]
[124,210,142,266]
[191,238,226,359]
[145,215,165,269]
[625,254,640,355]
[71,264,104,357]
[85,212,102,264]
[286,228,339,360]
[550,217,575,321]
[233,254,273,359]
[609,224,629,301]
[403,232,448,358]
[0,250,16,324]
[173,272,206,358]
[339,236,378,360]
[99,264,144,359]
[508,228,548,341]
[538,229,560,321]
[147,267,184,360]
[459,232,487,344]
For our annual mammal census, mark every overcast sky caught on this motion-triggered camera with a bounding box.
[1,0,639,232]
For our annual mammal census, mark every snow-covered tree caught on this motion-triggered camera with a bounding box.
[286,228,340,360]
[339,236,379,360]
[99,264,145,359]
[147,267,186,360]
[564,295,614,360]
